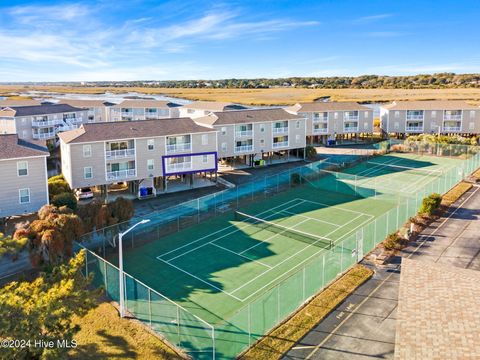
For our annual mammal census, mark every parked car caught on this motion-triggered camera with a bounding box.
[75,187,94,200]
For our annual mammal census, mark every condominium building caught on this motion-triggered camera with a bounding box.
[179,101,248,119]
[58,118,218,196]
[0,134,49,218]
[0,104,89,146]
[109,100,181,121]
[286,102,374,144]
[195,108,306,167]
[380,101,480,135]
[59,99,114,122]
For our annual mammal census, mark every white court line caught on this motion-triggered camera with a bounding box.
[354,156,408,177]
[238,218,314,255]
[301,199,373,217]
[232,214,374,302]
[278,209,342,227]
[158,198,302,259]
[156,257,244,302]
[210,243,272,269]
[164,200,307,262]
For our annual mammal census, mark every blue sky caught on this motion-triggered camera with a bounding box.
[0,0,479,82]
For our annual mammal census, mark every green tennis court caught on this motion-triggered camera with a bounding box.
[108,151,467,359]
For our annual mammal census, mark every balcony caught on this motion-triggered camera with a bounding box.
[32,119,62,127]
[406,115,424,121]
[444,114,462,121]
[105,148,136,160]
[166,162,192,172]
[313,116,328,122]
[58,124,79,132]
[313,127,328,134]
[343,115,359,121]
[235,130,253,137]
[442,125,461,132]
[166,143,192,153]
[344,126,359,132]
[32,131,55,140]
[272,127,288,134]
[106,169,136,181]
[406,126,424,132]
[272,141,289,149]
[235,144,253,153]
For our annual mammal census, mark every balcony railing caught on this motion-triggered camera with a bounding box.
[444,114,462,121]
[406,115,424,120]
[442,126,461,132]
[235,130,253,137]
[32,119,62,127]
[313,116,328,122]
[166,143,191,153]
[406,126,424,132]
[272,127,288,134]
[272,141,289,149]
[344,126,359,132]
[106,169,136,181]
[32,132,55,139]
[344,115,359,121]
[57,124,79,132]
[235,144,253,153]
[313,127,328,134]
[105,148,136,160]
[166,162,192,172]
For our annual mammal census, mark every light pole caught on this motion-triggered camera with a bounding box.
[119,219,150,318]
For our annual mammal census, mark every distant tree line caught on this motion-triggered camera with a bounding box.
[63,73,480,89]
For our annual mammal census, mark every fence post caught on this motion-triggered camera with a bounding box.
[104,260,108,293]
[148,289,152,328]
[212,327,216,360]
[176,306,180,346]
[277,285,280,323]
[248,303,251,346]
[302,265,306,300]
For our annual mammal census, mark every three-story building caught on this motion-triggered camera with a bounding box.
[286,102,374,144]
[195,108,306,167]
[58,118,218,197]
[0,134,49,218]
[59,100,114,122]
[380,101,480,136]
[179,101,248,119]
[109,100,181,121]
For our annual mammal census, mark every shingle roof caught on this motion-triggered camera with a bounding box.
[114,100,181,108]
[181,101,248,112]
[58,99,114,108]
[58,118,216,144]
[0,134,49,160]
[197,108,304,126]
[286,102,371,113]
[382,100,479,111]
[8,104,85,117]
[0,99,42,107]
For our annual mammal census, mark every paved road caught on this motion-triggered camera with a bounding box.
[283,185,480,360]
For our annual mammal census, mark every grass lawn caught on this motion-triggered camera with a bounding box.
[2,85,480,105]
[239,265,373,360]
[70,301,183,360]
[441,182,473,207]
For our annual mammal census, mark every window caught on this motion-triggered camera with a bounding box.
[84,167,93,179]
[147,139,154,150]
[202,155,208,163]
[187,109,194,114]
[469,122,475,130]
[221,127,227,135]
[221,142,227,151]
[147,159,154,171]
[83,145,92,157]
[22,118,27,124]
[295,134,300,142]
[260,124,265,132]
[364,122,369,129]
[394,121,399,130]
[202,134,208,145]
[260,139,265,147]
[364,111,369,117]
[470,111,476,118]
[17,161,28,176]
[19,188,30,204]
[432,111,436,117]
[295,121,300,129]
[334,112,338,119]
[395,111,400,118]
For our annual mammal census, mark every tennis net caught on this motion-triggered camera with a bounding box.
[234,210,333,249]
[366,161,444,177]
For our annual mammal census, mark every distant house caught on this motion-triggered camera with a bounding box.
[109,100,181,121]
[285,102,374,144]
[58,118,218,196]
[0,134,49,218]
[196,108,306,167]
[179,101,248,119]
[380,100,480,135]
[0,104,89,146]
[59,99,114,122]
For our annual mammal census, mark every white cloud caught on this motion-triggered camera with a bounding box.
[354,14,393,24]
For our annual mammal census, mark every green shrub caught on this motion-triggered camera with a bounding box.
[305,145,317,160]
[52,192,77,211]
[383,233,404,251]
[108,197,134,223]
[48,180,71,199]
[419,193,442,216]
[0,233,28,261]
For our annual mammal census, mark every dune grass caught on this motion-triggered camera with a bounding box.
[70,301,184,360]
[239,264,373,360]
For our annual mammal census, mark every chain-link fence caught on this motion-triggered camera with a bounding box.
[75,140,480,359]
